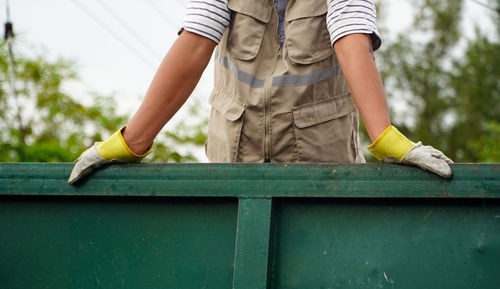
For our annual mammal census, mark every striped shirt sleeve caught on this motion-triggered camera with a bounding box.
[181,0,230,44]
[327,0,382,50]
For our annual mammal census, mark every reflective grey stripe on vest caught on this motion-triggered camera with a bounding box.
[272,66,341,87]
[215,50,340,88]
[215,50,266,88]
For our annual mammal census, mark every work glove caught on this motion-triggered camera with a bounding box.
[367,125,453,178]
[68,127,152,184]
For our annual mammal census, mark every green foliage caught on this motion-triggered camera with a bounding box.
[0,41,126,161]
[0,41,206,162]
[148,100,208,163]
[377,0,500,162]
[469,121,500,162]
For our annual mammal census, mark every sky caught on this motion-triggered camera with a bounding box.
[1,0,496,159]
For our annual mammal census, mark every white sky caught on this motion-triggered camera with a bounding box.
[1,0,496,159]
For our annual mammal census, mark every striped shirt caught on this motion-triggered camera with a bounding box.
[182,0,381,50]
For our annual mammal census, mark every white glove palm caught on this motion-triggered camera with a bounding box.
[368,126,453,178]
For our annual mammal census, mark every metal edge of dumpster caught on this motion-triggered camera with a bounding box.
[0,163,499,289]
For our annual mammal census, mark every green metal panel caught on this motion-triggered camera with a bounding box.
[0,196,238,289]
[233,198,273,289]
[0,163,499,289]
[270,198,500,289]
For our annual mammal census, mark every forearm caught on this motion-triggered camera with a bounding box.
[334,34,390,142]
[123,31,216,154]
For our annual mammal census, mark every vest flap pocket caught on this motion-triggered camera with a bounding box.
[286,0,331,64]
[292,93,356,128]
[209,88,245,121]
[228,0,272,23]
[287,0,328,21]
[227,0,270,60]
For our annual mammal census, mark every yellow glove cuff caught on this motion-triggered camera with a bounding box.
[97,127,152,162]
[367,125,415,161]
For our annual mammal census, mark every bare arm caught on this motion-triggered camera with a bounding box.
[333,34,390,142]
[123,31,217,154]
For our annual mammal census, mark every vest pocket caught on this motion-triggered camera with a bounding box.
[286,0,332,64]
[206,88,246,162]
[292,93,359,162]
[227,0,272,60]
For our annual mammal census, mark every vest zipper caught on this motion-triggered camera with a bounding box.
[264,47,282,162]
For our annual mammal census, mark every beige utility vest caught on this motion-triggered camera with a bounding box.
[206,0,365,163]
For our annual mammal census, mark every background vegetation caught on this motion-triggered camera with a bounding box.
[0,41,206,162]
[371,0,500,162]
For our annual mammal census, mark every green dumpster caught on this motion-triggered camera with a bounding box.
[1,163,499,289]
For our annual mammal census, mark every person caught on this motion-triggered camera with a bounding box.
[68,0,453,184]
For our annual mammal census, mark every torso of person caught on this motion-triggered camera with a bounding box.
[205,0,366,164]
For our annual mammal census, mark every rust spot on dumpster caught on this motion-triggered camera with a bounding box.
[444,187,451,198]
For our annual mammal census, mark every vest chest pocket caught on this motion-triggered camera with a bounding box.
[227,0,272,61]
[286,0,332,64]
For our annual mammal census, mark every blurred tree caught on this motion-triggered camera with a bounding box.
[375,0,500,162]
[149,99,208,163]
[0,41,206,162]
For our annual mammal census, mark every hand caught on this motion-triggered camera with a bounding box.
[367,126,453,178]
[68,127,151,184]
[401,142,453,178]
